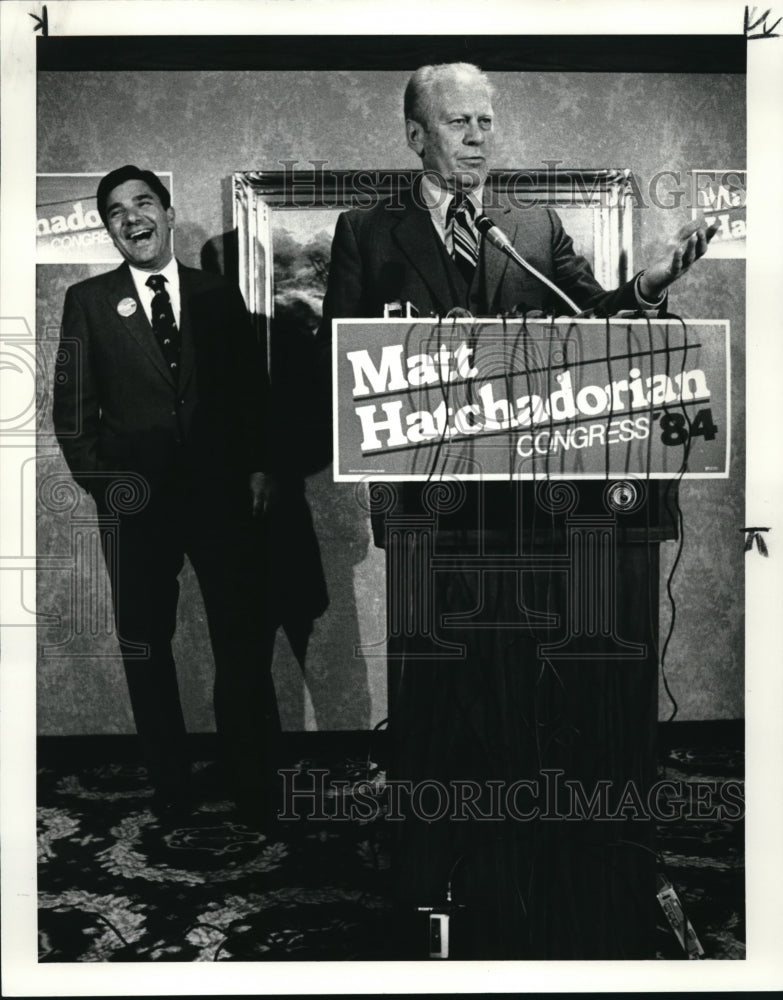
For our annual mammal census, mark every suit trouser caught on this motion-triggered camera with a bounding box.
[96,471,280,799]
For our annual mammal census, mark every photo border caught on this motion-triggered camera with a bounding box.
[2,0,781,994]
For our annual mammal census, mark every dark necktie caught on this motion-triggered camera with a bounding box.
[145,274,181,380]
[446,195,480,283]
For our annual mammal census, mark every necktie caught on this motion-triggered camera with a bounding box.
[145,274,181,380]
[447,195,480,283]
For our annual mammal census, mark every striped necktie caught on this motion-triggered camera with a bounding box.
[447,194,480,283]
[146,274,181,381]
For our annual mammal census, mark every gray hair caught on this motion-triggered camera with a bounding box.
[404,62,493,126]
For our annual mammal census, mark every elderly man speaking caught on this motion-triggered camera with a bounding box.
[317,62,716,959]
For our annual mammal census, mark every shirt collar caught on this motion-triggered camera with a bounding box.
[419,174,484,227]
[129,255,179,289]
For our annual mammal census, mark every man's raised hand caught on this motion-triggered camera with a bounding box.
[639,217,720,300]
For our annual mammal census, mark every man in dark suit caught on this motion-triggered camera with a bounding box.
[53,165,278,823]
[317,63,716,958]
[320,62,714,334]
[318,61,715,536]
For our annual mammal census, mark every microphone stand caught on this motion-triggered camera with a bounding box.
[476,215,581,315]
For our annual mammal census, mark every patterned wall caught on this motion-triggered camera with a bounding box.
[36,69,745,732]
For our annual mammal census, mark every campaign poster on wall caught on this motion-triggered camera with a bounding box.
[36,173,173,264]
[691,169,746,259]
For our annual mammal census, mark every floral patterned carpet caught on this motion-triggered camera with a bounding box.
[37,732,744,962]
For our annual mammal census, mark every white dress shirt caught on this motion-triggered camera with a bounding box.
[128,256,181,328]
[418,174,663,310]
[420,174,483,257]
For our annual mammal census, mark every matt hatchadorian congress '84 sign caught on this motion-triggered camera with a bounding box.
[332,319,729,481]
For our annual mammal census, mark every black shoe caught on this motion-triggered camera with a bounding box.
[191,761,229,803]
[234,791,283,834]
[150,787,194,824]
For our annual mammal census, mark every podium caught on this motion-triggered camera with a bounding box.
[333,318,729,959]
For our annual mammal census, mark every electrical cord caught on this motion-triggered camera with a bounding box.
[384,307,691,955]
[657,311,698,724]
[85,909,130,949]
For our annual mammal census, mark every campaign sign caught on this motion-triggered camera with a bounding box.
[691,169,746,260]
[37,173,173,264]
[332,318,730,481]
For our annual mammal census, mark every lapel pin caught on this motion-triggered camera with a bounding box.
[117,297,137,318]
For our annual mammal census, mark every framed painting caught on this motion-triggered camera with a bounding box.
[233,167,636,349]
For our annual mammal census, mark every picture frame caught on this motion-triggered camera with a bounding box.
[233,167,636,349]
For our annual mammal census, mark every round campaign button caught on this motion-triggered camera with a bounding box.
[117,297,137,317]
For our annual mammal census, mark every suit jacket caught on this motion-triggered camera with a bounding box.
[318,184,642,333]
[54,260,268,494]
[316,182,666,542]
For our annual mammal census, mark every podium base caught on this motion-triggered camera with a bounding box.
[387,525,661,960]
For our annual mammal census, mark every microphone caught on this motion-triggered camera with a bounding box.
[475,215,581,315]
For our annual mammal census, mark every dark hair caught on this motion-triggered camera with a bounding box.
[96,165,171,225]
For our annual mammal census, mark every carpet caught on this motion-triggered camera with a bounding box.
[37,728,744,961]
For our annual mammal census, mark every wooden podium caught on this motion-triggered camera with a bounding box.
[380,480,675,959]
[333,318,729,959]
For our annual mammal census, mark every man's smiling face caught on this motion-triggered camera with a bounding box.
[105,179,174,272]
